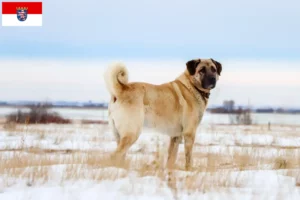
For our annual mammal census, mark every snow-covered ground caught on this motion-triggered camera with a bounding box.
[0,124,299,199]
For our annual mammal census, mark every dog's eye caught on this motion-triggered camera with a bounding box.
[211,66,216,73]
[200,68,206,74]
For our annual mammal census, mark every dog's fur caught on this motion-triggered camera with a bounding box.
[104,58,222,170]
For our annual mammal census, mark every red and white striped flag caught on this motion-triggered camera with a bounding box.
[2,2,42,26]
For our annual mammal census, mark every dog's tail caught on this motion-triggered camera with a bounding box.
[104,62,129,97]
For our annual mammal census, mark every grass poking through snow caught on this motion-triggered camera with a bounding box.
[0,123,299,197]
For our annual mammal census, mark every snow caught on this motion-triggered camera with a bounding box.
[0,123,300,199]
[0,171,299,200]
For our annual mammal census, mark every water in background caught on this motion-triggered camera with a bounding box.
[1,107,300,125]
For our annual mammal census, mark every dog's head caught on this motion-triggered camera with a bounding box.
[186,58,222,90]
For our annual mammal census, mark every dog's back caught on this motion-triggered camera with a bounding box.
[104,63,186,136]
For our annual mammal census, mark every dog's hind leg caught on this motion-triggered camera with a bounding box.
[167,136,181,169]
[109,119,120,145]
[111,106,144,163]
[113,133,139,160]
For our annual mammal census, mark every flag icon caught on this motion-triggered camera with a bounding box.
[2,2,42,26]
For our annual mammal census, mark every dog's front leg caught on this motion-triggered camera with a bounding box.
[183,133,195,170]
[167,136,181,169]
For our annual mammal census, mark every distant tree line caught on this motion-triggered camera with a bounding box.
[0,101,108,109]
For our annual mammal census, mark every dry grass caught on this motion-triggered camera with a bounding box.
[0,124,300,194]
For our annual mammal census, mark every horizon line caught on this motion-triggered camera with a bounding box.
[1,100,299,109]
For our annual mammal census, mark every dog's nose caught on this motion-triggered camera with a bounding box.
[209,77,216,84]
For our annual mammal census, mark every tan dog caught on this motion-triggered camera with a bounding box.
[104,59,222,170]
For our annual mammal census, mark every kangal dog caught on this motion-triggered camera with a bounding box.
[104,58,222,170]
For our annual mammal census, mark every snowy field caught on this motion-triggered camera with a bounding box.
[0,123,300,199]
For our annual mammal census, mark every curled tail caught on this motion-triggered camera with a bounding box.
[104,62,129,97]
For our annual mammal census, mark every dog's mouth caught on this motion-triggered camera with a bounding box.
[206,84,216,89]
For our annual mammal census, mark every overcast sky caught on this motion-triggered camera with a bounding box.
[0,0,300,107]
[1,59,300,108]
[1,0,300,59]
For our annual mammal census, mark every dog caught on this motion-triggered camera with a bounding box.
[104,58,222,170]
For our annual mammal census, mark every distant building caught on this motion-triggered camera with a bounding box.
[275,108,285,113]
[223,100,235,112]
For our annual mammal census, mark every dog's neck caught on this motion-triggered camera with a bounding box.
[193,86,210,99]
[176,71,210,103]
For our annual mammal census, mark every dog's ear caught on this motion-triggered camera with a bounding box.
[211,58,222,76]
[186,59,201,75]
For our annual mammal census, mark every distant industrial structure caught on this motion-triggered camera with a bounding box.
[207,100,300,114]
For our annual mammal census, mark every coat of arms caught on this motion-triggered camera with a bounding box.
[16,7,28,22]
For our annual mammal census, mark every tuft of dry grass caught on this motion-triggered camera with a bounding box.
[3,121,17,132]
[1,123,300,195]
